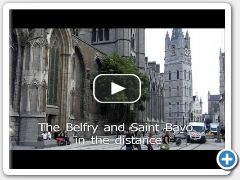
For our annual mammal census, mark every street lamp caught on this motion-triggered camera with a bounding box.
[215,116,221,143]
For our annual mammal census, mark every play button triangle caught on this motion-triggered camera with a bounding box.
[111,82,126,95]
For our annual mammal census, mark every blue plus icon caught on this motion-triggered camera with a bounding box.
[217,149,238,170]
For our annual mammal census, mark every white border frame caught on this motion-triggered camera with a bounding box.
[2,2,231,176]
[93,74,141,103]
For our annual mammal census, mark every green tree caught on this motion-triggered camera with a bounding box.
[98,54,149,127]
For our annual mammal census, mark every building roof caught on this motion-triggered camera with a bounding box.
[209,95,221,101]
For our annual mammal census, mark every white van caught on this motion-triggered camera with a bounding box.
[210,123,219,135]
[187,122,206,143]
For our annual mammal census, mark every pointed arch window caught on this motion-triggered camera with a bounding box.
[169,102,172,117]
[48,32,60,105]
[185,86,187,96]
[177,102,179,117]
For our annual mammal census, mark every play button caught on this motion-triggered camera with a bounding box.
[93,74,141,103]
[111,82,126,95]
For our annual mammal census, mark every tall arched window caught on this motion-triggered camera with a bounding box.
[169,102,172,117]
[177,70,179,79]
[47,31,60,105]
[10,30,18,106]
[185,102,187,116]
[185,86,187,96]
[169,87,171,97]
[189,70,191,80]
[184,70,186,80]
[169,71,171,80]
[177,102,179,117]
[177,86,179,96]
[72,47,85,119]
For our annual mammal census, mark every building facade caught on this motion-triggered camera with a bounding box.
[142,58,164,125]
[191,95,203,122]
[10,28,107,146]
[219,49,225,125]
[75,28,146,72]
[164,29,193,125]
[208,91,220,123]
[10,28,164,146]
[79,28,163,125]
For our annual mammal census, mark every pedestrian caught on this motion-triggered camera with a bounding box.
[41,131,48,140]
[160,130,170,150]
[120,129,134,150]
[146,132,154,150]
[65,132,71,145]
[135,130,142,150]
[220,126,225,141]
[56,131,65,146]
[47,131,52,140]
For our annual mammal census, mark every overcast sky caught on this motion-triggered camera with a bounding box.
[145,28,225,114]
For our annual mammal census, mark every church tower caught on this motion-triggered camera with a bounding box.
[164,29,193,125]
[219,49,225,94]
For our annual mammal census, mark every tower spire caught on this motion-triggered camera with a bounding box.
[166,31,169,38]
[165,31,170,50]
[185,31,190,39]
[171,28,184,40]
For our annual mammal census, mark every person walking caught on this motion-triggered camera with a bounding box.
[120,129,134,150]
[146,132,154,150]
[41,131,48,140]
[47,131,52,140]
[134,130,142,150]
[160,130,170,150]
[64,132,71,145]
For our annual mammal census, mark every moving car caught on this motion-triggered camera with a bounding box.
[209,123,219,135]
[187,122,206,143]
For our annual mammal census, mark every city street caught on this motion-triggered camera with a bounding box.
[12,136,224,150]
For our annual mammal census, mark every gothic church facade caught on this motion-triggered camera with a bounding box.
[9,28,164,146]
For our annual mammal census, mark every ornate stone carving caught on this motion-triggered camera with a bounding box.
[72,36,79,47]
[29,37,48,48]
[41,79,47,88]
[49,31,59,48]
[31,78,40,87]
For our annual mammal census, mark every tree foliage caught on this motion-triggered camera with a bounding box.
[98,54,149,125]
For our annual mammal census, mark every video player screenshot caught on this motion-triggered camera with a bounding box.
[1,2,239,178]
